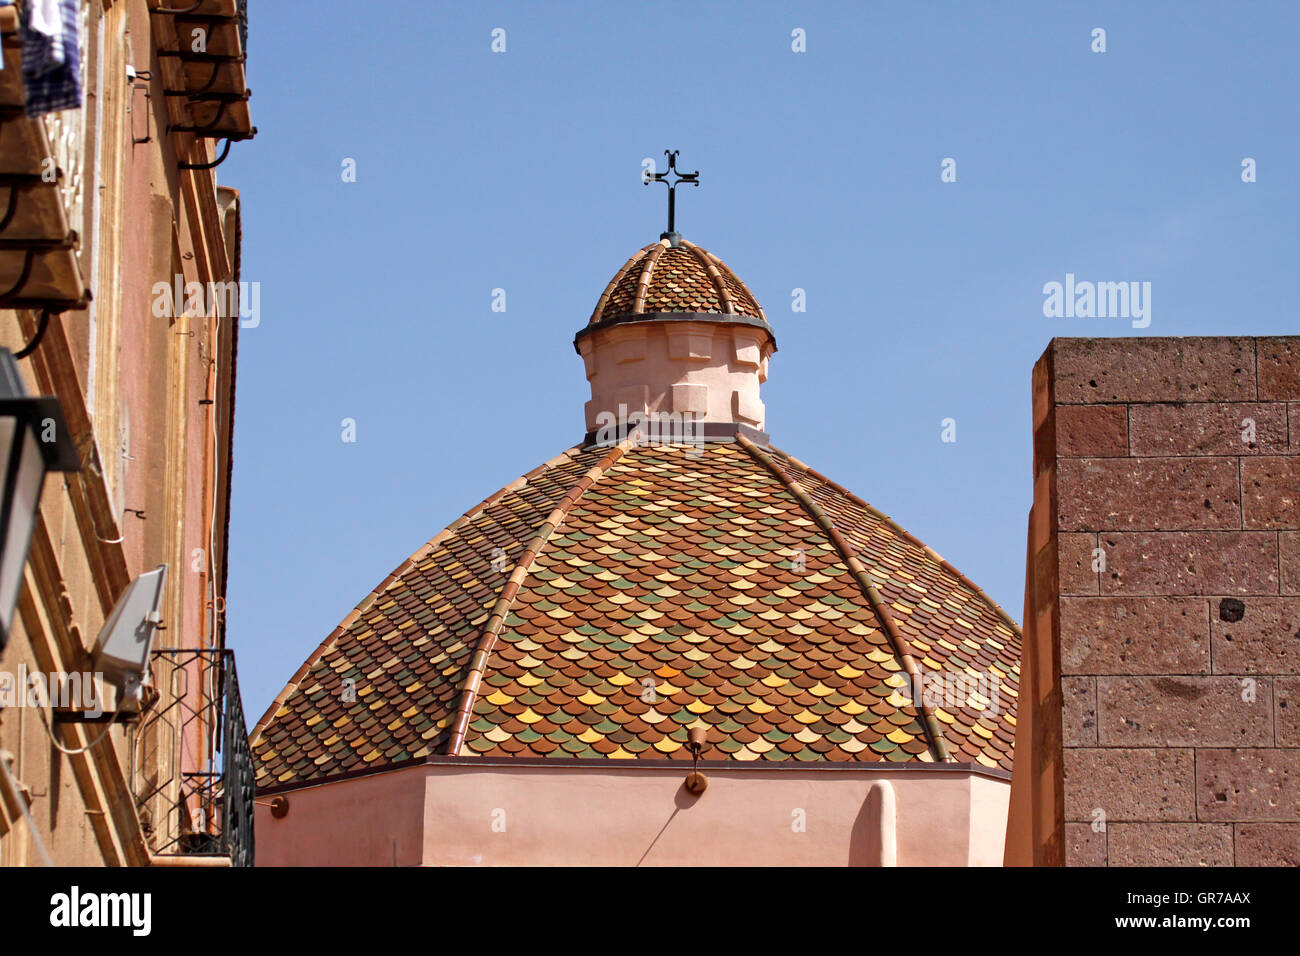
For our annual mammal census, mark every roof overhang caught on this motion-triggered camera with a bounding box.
[0,8,91,314]
[574,310,776,353]
[149,0,256,144]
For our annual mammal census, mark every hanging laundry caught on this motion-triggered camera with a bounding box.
[0,2,12,71]
[19,0,81,116]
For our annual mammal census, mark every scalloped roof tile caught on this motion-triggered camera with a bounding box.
[589,238,766,326]
[250,439,1021,789]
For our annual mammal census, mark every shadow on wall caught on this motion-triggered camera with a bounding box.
[636,781,704,866]
[636,777,900,866]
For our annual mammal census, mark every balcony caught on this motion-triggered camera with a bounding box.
[135,649,254,866]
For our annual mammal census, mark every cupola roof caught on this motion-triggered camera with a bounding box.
[250,439,1020,790]
[587,238,767,329]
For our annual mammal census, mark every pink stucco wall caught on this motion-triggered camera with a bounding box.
[255,761,1009,867]
[256,764,427,867]
[577,320,775,432]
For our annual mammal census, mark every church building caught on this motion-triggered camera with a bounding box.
[251,161,1021,866]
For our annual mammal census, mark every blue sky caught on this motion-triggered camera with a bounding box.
[223,1,1300,724]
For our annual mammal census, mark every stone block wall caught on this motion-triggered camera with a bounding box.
[1007,337,1300,866]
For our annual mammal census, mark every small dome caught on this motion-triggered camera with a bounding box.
[589,238,766,326]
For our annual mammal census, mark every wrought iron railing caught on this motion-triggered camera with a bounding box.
[134,648,254,866]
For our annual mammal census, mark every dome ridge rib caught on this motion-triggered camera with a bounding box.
[247,446,584,754]
[631,239,669,315]
[678,239,734,314]
[588,243,654,324]
[769,449,1020,635]
[737,434,951,763]
[445,432,640,755]
[587,238,767,326]
[252,437,1020,785]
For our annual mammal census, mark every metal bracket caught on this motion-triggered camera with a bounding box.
[52,709,136,725]
[14,307,51,359]
[154,1,203,14]
[130,76,152,145]
[178,137,232,171]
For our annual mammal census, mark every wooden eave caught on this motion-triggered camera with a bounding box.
[0,6,91,313]
[148,0,255,142]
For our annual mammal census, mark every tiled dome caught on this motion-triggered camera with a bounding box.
[589,238,766,326]
[250,437,1020,790]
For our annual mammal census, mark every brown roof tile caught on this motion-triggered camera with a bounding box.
[589,239,766,326]
[250,440,1021,788]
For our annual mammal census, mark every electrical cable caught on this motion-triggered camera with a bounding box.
[35,693,122,755]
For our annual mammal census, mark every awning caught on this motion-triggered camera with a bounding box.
[0,5,90,314]
[149,0,255,144]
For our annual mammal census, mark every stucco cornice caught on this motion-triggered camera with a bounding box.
[255,753,1012,797]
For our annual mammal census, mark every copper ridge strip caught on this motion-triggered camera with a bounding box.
[771,449,1020,636]
[248,446,583,750]
[445,431,640,756]
[695,241,766,323]
[631,239,669,315]
[712,245,766,321]
[679,239,734,314]
[716,254,765,321]
[589,242,653,325]
[737,434,950,762]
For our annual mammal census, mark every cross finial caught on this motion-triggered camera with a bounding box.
[645,149,698,245]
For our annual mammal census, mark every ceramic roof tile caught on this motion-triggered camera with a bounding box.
[762,446,1021,770]
[248,447,606,788]
[252,440,1020,787]
[589,239,767,325]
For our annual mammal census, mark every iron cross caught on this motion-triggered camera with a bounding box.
[646,149,699,238]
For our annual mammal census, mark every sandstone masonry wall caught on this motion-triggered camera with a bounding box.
[1009,336,1300,866]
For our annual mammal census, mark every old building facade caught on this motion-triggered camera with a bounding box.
[0,0,253,867]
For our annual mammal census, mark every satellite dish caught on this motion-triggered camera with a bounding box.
[91,564,167,711]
